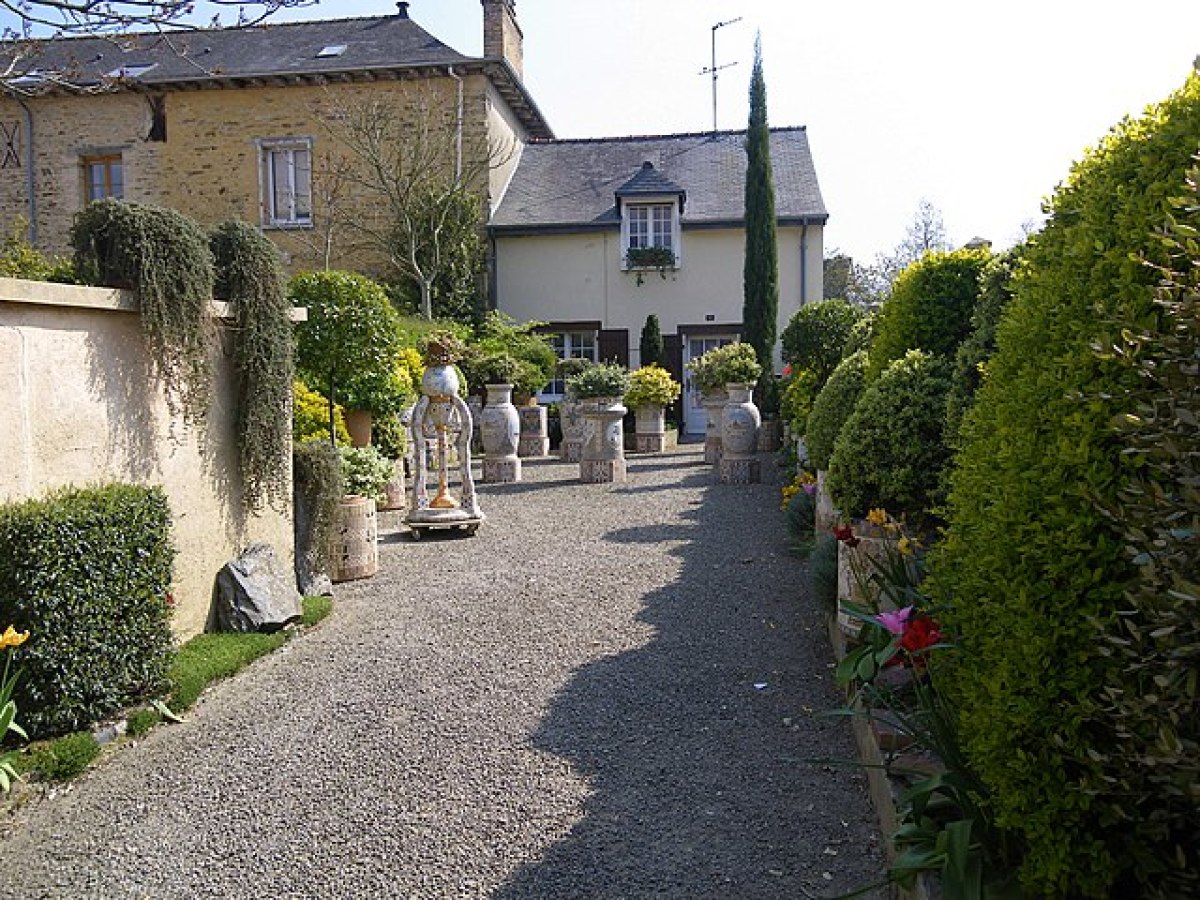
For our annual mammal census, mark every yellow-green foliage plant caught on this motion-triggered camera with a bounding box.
[624,365,681,409]
[868,247,991,380]
[293,380,351,446]
[929,72,1200,898]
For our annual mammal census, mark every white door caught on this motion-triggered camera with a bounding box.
[682,334,738,435]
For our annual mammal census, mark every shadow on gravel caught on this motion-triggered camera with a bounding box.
[494,473,887,899]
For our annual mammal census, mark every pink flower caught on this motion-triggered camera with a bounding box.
[876,606,913,635]
[802,482,817,496]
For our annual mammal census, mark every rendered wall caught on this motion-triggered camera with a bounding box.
[494,223,824,367]
[0,277,294,640]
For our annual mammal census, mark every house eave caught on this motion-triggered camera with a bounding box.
[489,214,828,237]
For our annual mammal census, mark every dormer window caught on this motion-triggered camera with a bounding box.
[616,161,685,271]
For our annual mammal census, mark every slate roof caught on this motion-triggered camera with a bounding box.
[0,12,553,138]
[491,128,826,233]
[615,161,686,204]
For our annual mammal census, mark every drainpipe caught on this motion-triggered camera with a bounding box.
[16,97,37,244]
[799,222,808,304]
[447,65,463,182]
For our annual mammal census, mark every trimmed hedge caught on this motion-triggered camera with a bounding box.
[0,485,175,738]
[868,247,990,380]
[805,350,868,471]
[826,349,951,524]
[929,72,1200,897]
[780,298,863,386]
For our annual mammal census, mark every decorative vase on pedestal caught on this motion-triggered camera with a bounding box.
[480,383,522,483]
[633,403,667,453]
[718,382,761,484]
[702,391,725,464]
[580,396,628,483]
[344,408,373,448]
[518,402,550,458]
[559,397,585,462]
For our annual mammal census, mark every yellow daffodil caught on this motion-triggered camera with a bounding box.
[898,536,914,556]
[0,626,29,649]
[866,508,889,527]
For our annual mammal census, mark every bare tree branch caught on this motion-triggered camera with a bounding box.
[0,1,318,37]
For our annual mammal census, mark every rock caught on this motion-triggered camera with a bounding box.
[213,543,303,633]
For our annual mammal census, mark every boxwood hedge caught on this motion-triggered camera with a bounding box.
[804,350,868,471]
[929,72,1200,897]
[0,484,175,738]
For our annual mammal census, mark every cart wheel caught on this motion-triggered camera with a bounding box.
[466,524,480,536]
[409,527,422,542]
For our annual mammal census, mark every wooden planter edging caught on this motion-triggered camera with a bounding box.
[827,613,935,900]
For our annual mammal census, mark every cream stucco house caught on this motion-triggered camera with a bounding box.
[488,128,827,435]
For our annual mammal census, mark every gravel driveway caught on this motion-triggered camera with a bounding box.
[0,444,886,899]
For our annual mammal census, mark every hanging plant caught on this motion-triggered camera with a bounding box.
[210,221,295,512]
[625,246,676,285]
[71,199,215,423]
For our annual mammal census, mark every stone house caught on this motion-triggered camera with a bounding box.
[489,129,827,435]
[0,1,551,276]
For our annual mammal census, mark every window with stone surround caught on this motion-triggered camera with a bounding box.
[258,138,313,228]
[621,200,680,269]
[83,153,123,201]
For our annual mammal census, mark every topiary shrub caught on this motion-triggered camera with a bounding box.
[639,314,665,368]
[778,367,819,436]
[292,271,406,439]
[928,72,1200,898]
[624,364,681,409]
[944,247,1022,446]
[0,485,175,738]
[72,199,216,423]
[780,298,864,387]
[568,362,630,399]
[826,349,951,525]
[841,310,876,359]
[867,247,990,380]
[210,221,294,511]
[687,342,763,394]
[805,350,869,471]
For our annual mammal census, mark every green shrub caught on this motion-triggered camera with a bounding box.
[292,271,406,416]
[471,312,558,400]
[805,350,869,471]
[778,368,819,436]
[639,314,665,368]
[293,380,351,446]
[339,446,393,503]
[568,362,630,399]
[0,485,175,739]
[780,299,863,386]
[24,731,100,781]
[686,341,762,393]
[293,441,342,580]
[868,248,990,380]
[929,72,1200,898]
[827,350,951,524]
[210,221,295,511]
[72,199,216,423]
[125,708,160,737]
[624,365,681,408]
[944,248,1022,446]
[842,311,876,359]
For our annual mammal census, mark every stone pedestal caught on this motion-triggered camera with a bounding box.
[332,496,378,582]
[633,404,666,453]
[518,403,550,458]
[579,396,628,483]
[482,457,522,483]
[561,437,584,462]
[559,397,584,462]
[581,458,628,483]
[757,419,782,452]
[718,457,762,484]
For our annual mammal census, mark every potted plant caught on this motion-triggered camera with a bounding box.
[624,364,681,453]
[625,246,676,284]
[568,362,631,483]
[332,445,394,581]
[687,342,762,465]
[476,351,523,483]
[557,357,593,462]
[710,343,764,483]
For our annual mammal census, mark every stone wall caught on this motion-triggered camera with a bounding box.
[0,277,294,639]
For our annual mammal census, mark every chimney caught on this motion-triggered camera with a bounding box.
[481,0,523,79]
[395,1,409,17]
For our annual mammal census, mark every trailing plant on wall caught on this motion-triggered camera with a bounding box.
[72,199,216,423]
[210,221,295,511]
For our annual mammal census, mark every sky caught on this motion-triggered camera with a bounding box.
[5,0,1200,263]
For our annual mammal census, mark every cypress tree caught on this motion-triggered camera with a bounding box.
[639,313,664,368]
[742,34,779,398]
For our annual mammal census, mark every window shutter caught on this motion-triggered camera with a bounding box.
[664,333,684,423]
[598,329,630,368]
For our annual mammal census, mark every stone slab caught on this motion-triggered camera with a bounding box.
[718,457,761,484]
[580,458,627,483]
[482,457,522,483]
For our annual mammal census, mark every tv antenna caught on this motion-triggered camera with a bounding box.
[699,16,742,133]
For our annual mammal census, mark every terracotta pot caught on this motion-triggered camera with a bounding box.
[344,408,373,448]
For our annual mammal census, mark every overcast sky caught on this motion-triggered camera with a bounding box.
[6,0,1199,263]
